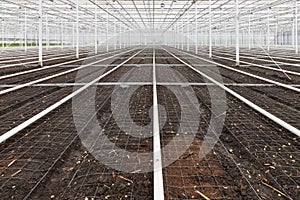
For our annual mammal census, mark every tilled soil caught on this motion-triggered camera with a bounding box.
[0,47,299,200]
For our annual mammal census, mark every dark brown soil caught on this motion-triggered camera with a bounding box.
[0,47,299,200]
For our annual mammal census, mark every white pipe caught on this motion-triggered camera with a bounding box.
[181,18,184,50]
[95,11,97,54]
[72,21,75,48]
[46,14,49,50]
[119,22,122,49]
[76,0,79,58]
[114,18,117,50]
[248,13,251,50]
[25,7,27,52]
[209,0,212,58]
[275,19,278,47]
[296,0,298,53]
[38,0,43,66]
[225,22,228,48]
[267,7,270,52]
[61,22,63,49]
[235,0,240,66]
[153,48,165,200]
[187,19,189,51]
[1,19,3,48]
[195,2,198,54]
[106,5,109,52]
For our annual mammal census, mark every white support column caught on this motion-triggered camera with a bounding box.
[76,0,79,58]
[123,24,126,48]
[106,5,109,52]
[187,19,189,51]
[267,7,270,52]
[275,18,278,47]
[195,2,198,54]
[129,30,132,47]
[176,24,179,48]
[114,18,117,50]
[95,11,97,54]
[24,7,27,52]
[38,0,43,66]
[248,13,251,50]
[209,0,212,58]
[235,0,240,66]
[72,21,75,48]
[181,18,184,50]
[119,23,122,49]
[296,0,298,53]
[46,13,49,50]
[225,22,228,48]
[281,29,284,45]
[1,19,4,48]
[61,22,63,49]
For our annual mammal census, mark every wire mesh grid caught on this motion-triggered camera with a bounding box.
[0,47,299,200]
[222,94,300,199]
[165,51,299,199]
[61,84,154,199]
[159,84,253,199]
[0,86,74,134]
[227,85,300,129]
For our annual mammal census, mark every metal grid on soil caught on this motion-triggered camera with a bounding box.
[0,86,74,134]
[0,102,78,199]
[0,67,79,85]
[158,85,253,199]
[221,94,300,199]
[0,85,147,199]
[228,86,300,129]
[60,85,154,199]
[0,47,299,200]
[165,51,299,199]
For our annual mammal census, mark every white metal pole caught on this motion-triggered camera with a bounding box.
[95,11,97,54]
[46,13,49,50]
[275,19,278,47]
[38,0,43,66]
[181,18,184,50]
[76,0,79,58]
[176,24,179,48]
[106,5,109,52]
[123,24,126,48]
[281,29,283,45]
[25,7,27,52]
[129,30,131,47]
[119,22,122,49]
[209,0,212,58]
[267,7,270,52]
[296,0,298,53]
[225,22,228,48]
[248,13,251,50]
[195,2,198,54]
[235,0,240,66]
[61,22,63,49]
[72,22,75,48]
[187,20,189,51]
[114,19,117,50]
[1,19,4,48]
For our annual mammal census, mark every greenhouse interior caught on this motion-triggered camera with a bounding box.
[0,0,299,199]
